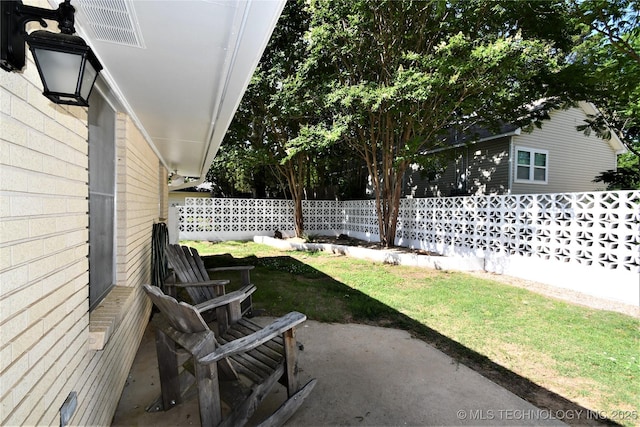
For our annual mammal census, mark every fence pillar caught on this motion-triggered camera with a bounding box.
[168,205,180,244]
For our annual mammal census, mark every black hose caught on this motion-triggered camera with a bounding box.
[151,222,169,292]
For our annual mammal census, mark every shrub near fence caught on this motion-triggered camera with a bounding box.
[177,191,640,305]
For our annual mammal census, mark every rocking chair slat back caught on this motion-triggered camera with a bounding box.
[166,244,219,302]
[144,284,208,333]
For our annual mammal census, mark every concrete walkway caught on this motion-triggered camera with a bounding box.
[112,318,565,426]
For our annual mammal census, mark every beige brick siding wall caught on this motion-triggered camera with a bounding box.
[70,113,165,425]
[1,50,90,425]
[116,114,165,287]
[72,114,168,425]
[1,25,168,426]
[71,287,149,426]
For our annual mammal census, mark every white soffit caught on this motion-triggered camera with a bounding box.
[72,0,285,181]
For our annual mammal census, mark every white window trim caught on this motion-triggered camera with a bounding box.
[514,146,549,184]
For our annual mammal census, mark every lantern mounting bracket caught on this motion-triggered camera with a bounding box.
[1,0,76,72]
[1,0,102,106]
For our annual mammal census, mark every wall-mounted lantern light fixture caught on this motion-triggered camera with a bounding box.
[1,0,102,106]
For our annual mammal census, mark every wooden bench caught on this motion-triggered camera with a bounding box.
[143,284,316,426]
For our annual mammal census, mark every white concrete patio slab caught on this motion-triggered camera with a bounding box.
[112,318,566,426]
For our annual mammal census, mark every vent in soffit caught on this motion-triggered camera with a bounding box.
[76,0,145,48]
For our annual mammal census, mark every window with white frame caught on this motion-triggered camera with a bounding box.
[515,147,548,183]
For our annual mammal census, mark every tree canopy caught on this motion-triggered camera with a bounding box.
[303,0,582,246]
[571,0,639,189]
[210,0,640,241]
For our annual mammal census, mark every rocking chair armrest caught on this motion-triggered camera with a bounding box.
[167,279,230,288]
[194,284,257,313]
[207,265,255,273]
[197,311,307,364]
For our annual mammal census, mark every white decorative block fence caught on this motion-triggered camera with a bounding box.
[177,191,640,305]
[178,197,295,241]
[393,192,640,272]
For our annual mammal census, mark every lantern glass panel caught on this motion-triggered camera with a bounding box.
[80,59,98,101]
[32,47,82,94]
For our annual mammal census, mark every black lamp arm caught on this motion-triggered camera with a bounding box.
[15,0,76,35]
[1,0,77,72]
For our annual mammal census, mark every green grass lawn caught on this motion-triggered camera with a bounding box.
[184,240,640,425]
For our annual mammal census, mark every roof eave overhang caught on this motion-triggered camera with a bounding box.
[422,128,522,155]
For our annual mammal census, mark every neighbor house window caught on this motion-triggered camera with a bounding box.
[515,147,548,183]
[88,90,116,310]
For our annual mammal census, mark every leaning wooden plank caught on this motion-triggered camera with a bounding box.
[198,312,307,364]
[181,246,208,282]
[256,379,317,427]
[219,364,285,427]
[189,247,210,279]
[168,245,217,303]
[168,245,199,283]
[181,246,214,301]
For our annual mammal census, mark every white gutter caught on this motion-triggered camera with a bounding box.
[171,0,286,192]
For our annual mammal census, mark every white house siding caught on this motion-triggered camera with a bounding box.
[510,107,618,194]
[0,14,167,425]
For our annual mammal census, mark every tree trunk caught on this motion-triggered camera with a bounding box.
[280,153,306,238]
[375,161,407,248]
[293,196,304,237]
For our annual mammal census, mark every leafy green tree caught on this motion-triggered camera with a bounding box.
[213,0,364,235]
[205,144,276,197]
[305,0,581,247]
[212,0,312,234]
[571,0,639,189]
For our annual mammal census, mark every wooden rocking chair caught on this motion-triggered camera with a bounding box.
[166,244,255,330]
[143,284,316,427]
